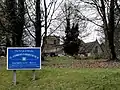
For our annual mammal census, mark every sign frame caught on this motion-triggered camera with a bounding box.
[7,47,41,70]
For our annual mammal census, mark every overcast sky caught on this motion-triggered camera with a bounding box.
[26,0,103,46]
[46,0,103,43]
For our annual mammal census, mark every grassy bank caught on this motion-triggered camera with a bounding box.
[1,67,120,90]
[0,56,120,90]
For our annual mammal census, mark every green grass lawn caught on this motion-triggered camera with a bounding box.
[1,67,120,90]
[0,56,120,90]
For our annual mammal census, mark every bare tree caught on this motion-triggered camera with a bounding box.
[25,0,64,49]
[79,0,119,60]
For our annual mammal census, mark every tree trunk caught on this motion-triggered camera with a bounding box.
[35,0,41,47]
[107,0,118,60]
[108,32,117,60]
[42,0,47,52]
[16,0,25,46]
[100,0,118,61]
[103,27,111,59]
[6,0,17,46]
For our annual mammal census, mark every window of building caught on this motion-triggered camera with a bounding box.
[54,40,57,45]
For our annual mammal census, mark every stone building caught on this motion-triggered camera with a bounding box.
[43,36,104,58]
[44,36,64,56]
[79,40,104,58]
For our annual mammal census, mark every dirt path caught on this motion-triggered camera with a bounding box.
[45,60,120,68]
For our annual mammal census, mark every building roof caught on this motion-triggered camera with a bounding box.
[79,40,100,54]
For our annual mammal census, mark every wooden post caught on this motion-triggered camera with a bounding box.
[13,70,16,85]
[32,70,35,80]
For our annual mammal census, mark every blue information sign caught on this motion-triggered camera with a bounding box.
[7,47,41,70]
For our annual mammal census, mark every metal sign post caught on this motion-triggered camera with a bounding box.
[13,70,16,85]
[32,70,35,80]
